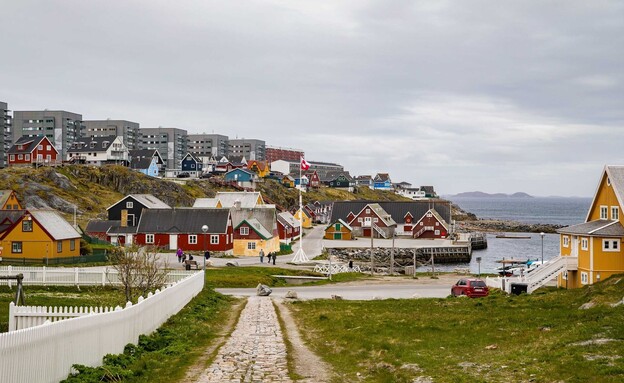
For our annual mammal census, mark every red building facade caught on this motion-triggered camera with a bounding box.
[8,136,59,166]
[265,146,304,163]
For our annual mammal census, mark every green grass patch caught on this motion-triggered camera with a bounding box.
[62,287,236,383]
[289,275,624,383]
[0,285,125,333]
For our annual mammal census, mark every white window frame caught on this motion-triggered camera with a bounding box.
[562,236,569,248]
[189,235,198,244]
[434,230,440,236]
[247,242,256,250]
[146,234,155,244]
[603,239,620,252]
[611,206,619,221]
[240,227,249,235]
[581,238,588,251]
[600,206,608,219]
[126,201,133,208]
[581,272,589,285]
[9,155,14,161]
[210,235,219,244]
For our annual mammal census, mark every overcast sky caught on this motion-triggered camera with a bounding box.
[2,1,622,197]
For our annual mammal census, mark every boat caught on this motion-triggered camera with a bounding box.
[496,258,541,276]
[495,234,532,239]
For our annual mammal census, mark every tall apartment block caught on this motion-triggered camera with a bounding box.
[0,102,11,168]
[138,127,187,169]
[265,145,304,163]
[12,110,83,161]
[83,120,140,149]
[229,138,266,161]
[188,134,229,158]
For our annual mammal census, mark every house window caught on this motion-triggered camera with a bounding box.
[600,206,608,219]
[420,222,424,226]
[47,145,51,150]
[373,218,379,223]
[581,238,588,250]
[146,234,155,244]
[22,220,33,232]
[612,207,619,220]
[189,235,198,244]
[358,218,363,223]
[435,222,439,226]
[25,154,30,161]
[9,155,14,161]
[12,242,22,253]
[581,272,589,284]
[70,239,76,251]
[247,242,256,250]
[211,235,219,244]
[366,209,370,214]
[562,236,569,247]
[240,227,249,235]
[435,230,440,236]
[335,223,340,230]
[126,201,133,208]
[603,239,620,252]
[57,241,63,253]
[18,154,23,160]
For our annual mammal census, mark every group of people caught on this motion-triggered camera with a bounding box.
[176,248,211,263]
[259,249,277,265]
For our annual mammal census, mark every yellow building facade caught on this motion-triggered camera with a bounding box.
[0,190,23,210]
[558,166,624,288]
[294,208,313,229]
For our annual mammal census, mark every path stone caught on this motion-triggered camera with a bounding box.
[197,296,292,383]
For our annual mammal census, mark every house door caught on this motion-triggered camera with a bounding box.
[127,214,135,227]
[126,234,133,246]
[170,234,178,250]
[571,235,578,257]
[363,228,371,237]
[334,233,342,240]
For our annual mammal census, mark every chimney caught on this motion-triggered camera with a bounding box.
[234,200,241,210]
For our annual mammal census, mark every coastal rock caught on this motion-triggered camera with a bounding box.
[284,290,298,299]
[256,284,272,296]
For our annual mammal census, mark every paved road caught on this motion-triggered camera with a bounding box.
[216,283,452,301]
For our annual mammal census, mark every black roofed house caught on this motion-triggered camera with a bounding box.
[331,200,452,237]
[8,135,60,167]
[129,156,159,177]
[85,220,119,242]
[420,186,438,198]
[107,194,171,227]
[129,149,164,174]
[181,153,204,176]
[135,208,233,252]
[66,136,128,166]
[324,172,356,192]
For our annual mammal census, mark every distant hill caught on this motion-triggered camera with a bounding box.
[449,191,534,199]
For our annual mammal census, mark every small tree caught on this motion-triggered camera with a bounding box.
[110,245,169,302]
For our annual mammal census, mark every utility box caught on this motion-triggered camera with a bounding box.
[510,283,528,295]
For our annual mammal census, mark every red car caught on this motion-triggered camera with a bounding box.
[451,278,489,298]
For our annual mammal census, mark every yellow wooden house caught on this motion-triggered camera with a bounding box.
[0,190,22,210]
[557,165,624,288]
[324,219,353,240]
[294,208,313,229]
[0,209,81,259]
[246,160,271,178]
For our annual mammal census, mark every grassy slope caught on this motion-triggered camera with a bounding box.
[205,266,368,288]
[290,277,624,383]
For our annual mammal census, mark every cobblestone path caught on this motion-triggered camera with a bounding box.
[197,296,292,383]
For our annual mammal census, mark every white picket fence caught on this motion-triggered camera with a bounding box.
[0,270,204,383]
[0,265,195,287]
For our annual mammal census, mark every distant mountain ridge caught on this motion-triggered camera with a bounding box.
[449,191,534,199]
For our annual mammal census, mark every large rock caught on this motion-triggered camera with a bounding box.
[285,290,298,299]
[225,261,239,267]
[256,284,272,296]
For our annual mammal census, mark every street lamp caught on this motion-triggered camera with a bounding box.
[540,232,545,266]
[202,225,209,270]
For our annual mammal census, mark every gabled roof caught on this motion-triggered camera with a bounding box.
[193,198,219,208]
[129,149,164,164]
[374,173,391,182]
[586,165,624,222]
[137,208,231,233]
[230,206,276,236]
[327,219,352,231]
[182,152,201,163]
[7,136,53,154]
[227,156,247,165]
[558,219,624,236]
[214,192,264,208]
[331,200,452,226]
[130,157,156,170]
[107,194,171,211]
[420,186,436,194]
[234,218,273,239]
[322,171,354,183]
[417,208,449,231]
[225,168,255,178]
[277,211,299,228]
[247,160,269,171]
[68,136,121,153]
[86,220,119,233]
[365,203,397,227]
[0,190,18,207]
[0,210,27,233]
[29,210,81,240]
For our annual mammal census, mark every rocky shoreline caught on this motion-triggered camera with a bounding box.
[451,203,565,234]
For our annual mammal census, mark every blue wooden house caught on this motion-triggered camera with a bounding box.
[130,157,159,177]
[373,173,392,190]
[181,153,203,175]
[224,168,257,188]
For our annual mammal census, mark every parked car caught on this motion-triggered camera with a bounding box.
[199,172,214,179]
[451,278,489,298]
[177,172,190,178]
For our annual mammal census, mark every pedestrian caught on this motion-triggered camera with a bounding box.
[348,260,353,269]
[272,252,276,265]
[189,253,194,261]
[204,250,211,260]
[259,249,265,263]
[176,248,183,263]
[181,253,187,263]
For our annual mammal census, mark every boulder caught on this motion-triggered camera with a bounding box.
[256,284,272,296]
[285,290,298,299]
[225,261,239,267]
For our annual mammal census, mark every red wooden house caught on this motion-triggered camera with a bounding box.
[304,170,321,188]
[7,136,59,166]
[347,203,396,238]
[412,209,449,239]
[277,211,301,243]
[134,208,234,252]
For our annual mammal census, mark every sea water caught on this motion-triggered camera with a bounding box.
[419,197,592,274]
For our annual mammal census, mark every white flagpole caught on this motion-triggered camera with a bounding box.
[292,157,309,263]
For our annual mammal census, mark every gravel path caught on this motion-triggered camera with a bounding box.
[196,296,292,383]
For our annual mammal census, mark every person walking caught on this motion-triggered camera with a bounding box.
[259,249,265,263]
[176,248,183,263]
[204,250,211,260]
[272,252,276,265]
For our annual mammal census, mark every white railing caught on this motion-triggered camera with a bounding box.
[0,266,195,287]
[9,304,118,332]
[485,256,578,294]
[0,271,204,383]
[314,263,362,274]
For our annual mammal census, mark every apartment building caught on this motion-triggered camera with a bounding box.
[0,102,11,168]
[229,138,265,161]
[138,127,187,169]
[83,120,140,150]
[12,110,83,161]
[265,146,304,163]
[188,134,229,157]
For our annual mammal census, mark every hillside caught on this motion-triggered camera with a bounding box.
[0,166,410,228]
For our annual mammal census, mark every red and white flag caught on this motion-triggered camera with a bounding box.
[300,157,310,171]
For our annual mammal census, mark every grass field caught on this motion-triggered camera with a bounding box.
[289,277,624,383]
[205,266,368,288]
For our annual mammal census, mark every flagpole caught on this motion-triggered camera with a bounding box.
[292,157,309,263]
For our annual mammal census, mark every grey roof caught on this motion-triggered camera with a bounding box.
[420,186,436,194]
[326,218,352,231]
[0,190,16,208]
[277,211,298,228]
[558,220,624,236]
[0,210,27,233]
[230,206,277,236]
[86,220,119,233]
[30,210,81,240]
[212,192,264,208]
[129,149,164,164]
[322,171,354,183]
[107,224,139,234]
[586,166,624,222]
[235,218,273,239]
[367,203,397,226]
[130,157,155,170]
[330,200,452,225]
[68,136,119,153]
[193,198,219,208]
[108,194,170,211]
[7,136,48,154]
[374,173,391,182]
[137,208,231,233]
